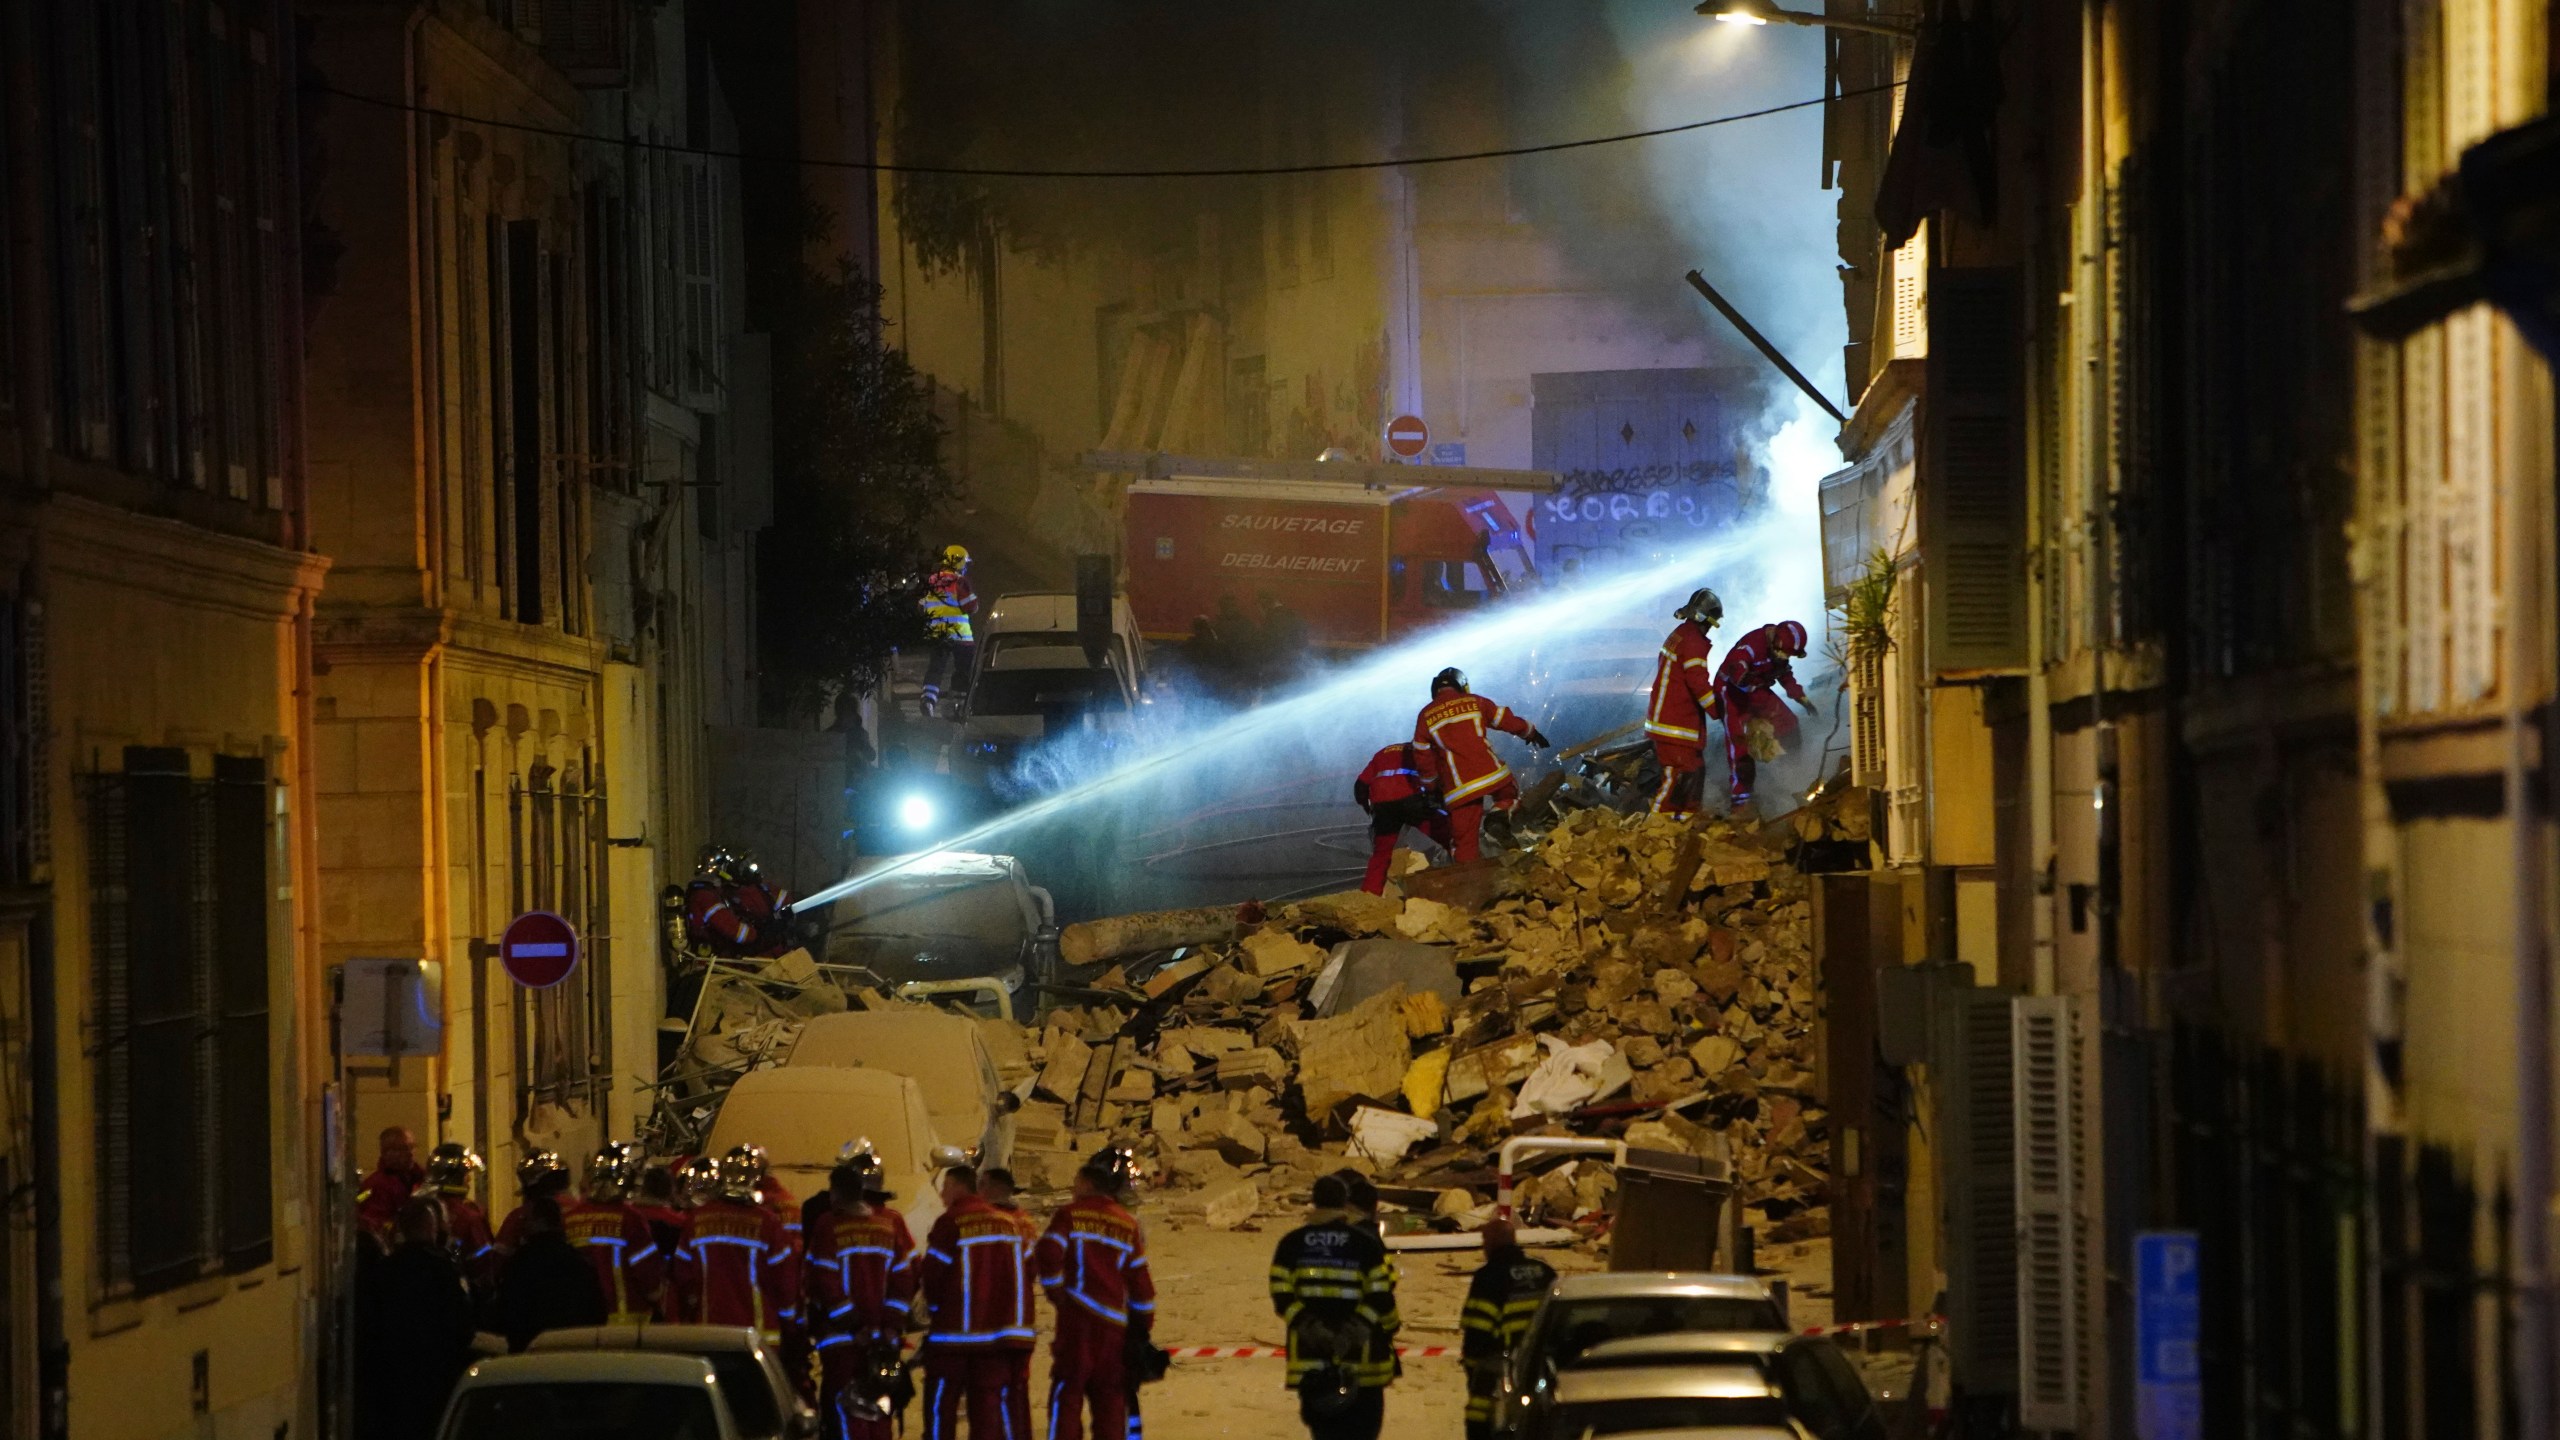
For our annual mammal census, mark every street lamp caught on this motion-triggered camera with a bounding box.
[1697,0,1919,40]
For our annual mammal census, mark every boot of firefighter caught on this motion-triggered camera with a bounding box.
[1482,807,1518,852]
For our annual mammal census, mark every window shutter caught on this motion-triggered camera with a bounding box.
[2012,994,2089,1427]
[1851,647,1886,785]
[1924,267,2027,674]
[680,159,720,405]
[1889,229,1928,363]
[212,756,271,1269]
[536,0,627,86]
[1929,975,2019,1392]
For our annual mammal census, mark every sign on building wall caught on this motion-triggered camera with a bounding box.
[2133,1230,2203,1440]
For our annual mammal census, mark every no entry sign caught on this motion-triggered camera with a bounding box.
[1384,414,1430,459]
[500,910,580,989]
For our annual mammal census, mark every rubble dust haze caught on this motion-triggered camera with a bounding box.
[839,2,1850,918]
[806,515,1839,921]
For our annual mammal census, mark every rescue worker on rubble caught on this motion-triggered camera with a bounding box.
[917,1164,1035,1440]
[809,1144,918,1440]
[356,1125,424,1239]
[1272,1173,1401,1440]
[1459,1220,1556,1440]
[684,847,792,959]
[671,1145,799,1341]
[919,544,979,717]
[1645,588,1725,818]
[1038,1148,1156,1440]
[982,1168,1044,1440]
[1352,741,1451,895]
[563,1142,661,1321]
[1414,668,1548,863]
[421,1142,495,1284]
[1712,619,1815,811]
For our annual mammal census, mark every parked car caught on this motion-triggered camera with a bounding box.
[1494,1273,1790,1437]
[704,1065,961,1239]
[785,1008,1019,1170]
[436,1351,741,1440]
[527,1324,814,1440]
[1521,1332,1884,1440]
[818,849,1059,1005]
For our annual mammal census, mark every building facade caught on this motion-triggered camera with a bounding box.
[1817,0,2554,1433]
[299,0,758,1239]
[0,2,327,1437]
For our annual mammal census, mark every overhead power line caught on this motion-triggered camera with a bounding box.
[303,79,1900,181]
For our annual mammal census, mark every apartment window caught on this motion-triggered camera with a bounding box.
[88,748,273,1298]
[508,222,548,626]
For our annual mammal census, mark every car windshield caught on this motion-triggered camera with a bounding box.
[699,1353,781,1437]
[443,1382,723,1440]
[1539,1396,1793,1438]
[970,665,1129,717]
[1543,1297,1787,1364]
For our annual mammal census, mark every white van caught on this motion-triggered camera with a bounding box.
[955,591,1146,760]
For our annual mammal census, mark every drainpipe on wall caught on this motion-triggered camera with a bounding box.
[2504,317,2554,1440]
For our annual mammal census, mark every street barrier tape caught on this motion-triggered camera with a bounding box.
[1161,1345,1459,1359]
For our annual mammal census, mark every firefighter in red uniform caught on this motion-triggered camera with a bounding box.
[671,1145,799,1342]
[1645,589,1724,817]
[810,1145,918,1440]
[421,1142,496,1284]
[494,1149,571,1270]
[917,1165,1034,1440]
[1712,619,1815,810]
[684,847,791,958]
[1352,742,1452,894]
[563,1142,662,1321]
[355,1125,423,1239]
[750,1154,810,1401]
[1413,668,1549,863]
[1038,1149,1157,1440]
[982,1167,1044,1440]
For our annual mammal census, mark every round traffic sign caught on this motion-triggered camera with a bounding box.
[500,910,580,989]
[1384,414,1430,459]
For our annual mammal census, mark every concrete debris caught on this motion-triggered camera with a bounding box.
[991,797,1858,1247]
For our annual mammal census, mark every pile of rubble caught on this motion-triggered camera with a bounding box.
[1019,796,1865,1247]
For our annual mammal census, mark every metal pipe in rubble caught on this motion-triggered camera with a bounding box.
[894,977,1016,1024]
[1494,1136,1626,1221]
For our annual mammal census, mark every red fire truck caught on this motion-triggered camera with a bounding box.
[1106,454,1549,651]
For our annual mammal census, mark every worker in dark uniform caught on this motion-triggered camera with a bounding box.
[1459,1220,1556,1440]
[1269,1174,1400,1440]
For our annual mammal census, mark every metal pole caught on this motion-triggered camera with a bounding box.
[2506,327,2555,1440]
[1681,270,1850,424]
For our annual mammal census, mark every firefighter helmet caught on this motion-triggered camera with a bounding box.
[424,1143,483,1197]
[516,1149,568,1195]
[675,1155,721,1206]
[717,1144,768,1203]
[1430,667,1469,696]
[584,1142,644,1202]
[833,1140,891,1200]
[698,845,746,883]
[939,544,971,570]
[1676,587,1725,626]
[1773,619,1809,658]
[1081,1143,1142,1199]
